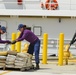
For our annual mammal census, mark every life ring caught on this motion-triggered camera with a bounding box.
[53,0,58,7]
[40,2,44,8]
[45,2,49,9]
[50,0,58,10]
[51,4,54,7]
[45,0,51,10]
[53,0,57,2]
[46,0,50,3]
[50,4,54,10]
[17,0,22,5]
[42,0,58,10]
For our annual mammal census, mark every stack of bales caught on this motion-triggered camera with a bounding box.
[5,51,17,68]
[0,51,7,68]
[15,53,32,69]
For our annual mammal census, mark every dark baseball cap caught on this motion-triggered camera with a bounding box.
[1,26,6,32]
[17,24,24,30]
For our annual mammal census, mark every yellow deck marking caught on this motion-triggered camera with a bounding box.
[0,71,12,75]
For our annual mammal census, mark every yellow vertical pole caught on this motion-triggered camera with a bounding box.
[42,33,48,64]
[11,33,16,51]
[58,33,64,66]
[16,32,21,53]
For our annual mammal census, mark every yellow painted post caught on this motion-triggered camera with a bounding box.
[16,32,21,53]
[58,33,64,66]
[42,33,48,64]
[11,33,16,51]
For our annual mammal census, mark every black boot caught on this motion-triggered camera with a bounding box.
[34,64,40,70]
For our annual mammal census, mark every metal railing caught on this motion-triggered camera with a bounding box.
[40,38,76,49]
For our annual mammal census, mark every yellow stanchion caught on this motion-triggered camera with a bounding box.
[42,33,48,64]
[11,33,16,51]
[58,33,64,66]
[16,32,21,53]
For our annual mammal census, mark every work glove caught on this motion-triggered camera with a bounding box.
[11,40,16,44]
[5,41,12,45]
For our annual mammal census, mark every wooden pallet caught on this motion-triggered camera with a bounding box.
[4,65,34,71]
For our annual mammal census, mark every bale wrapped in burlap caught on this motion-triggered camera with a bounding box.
[14,53,28,68]
[0,63,5,67]
[6,65,15,68]
[17,53,28,58]
[0,55,7,67]
[7,51,17,55]
[26,54,32,67]
[15,56,25,61]
[0,59,6,63]
[6,61,15,65]
[15,57,27,67]
[6,54,16,62]
[0,56,6,60]
[0,51,7,56]
[6,54,16,68]
[15,62,27,67]
[14,53,32,68]
[15,66,22,68]
[0,59,6,67]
